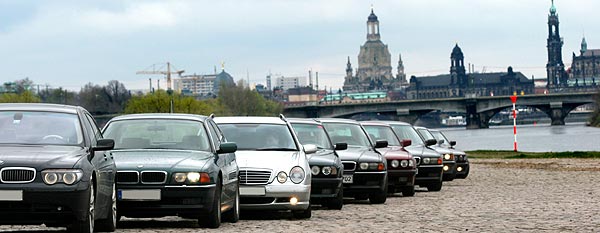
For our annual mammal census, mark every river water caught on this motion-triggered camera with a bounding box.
[439,123,600,152]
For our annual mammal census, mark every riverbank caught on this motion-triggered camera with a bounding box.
[467,150,600,159]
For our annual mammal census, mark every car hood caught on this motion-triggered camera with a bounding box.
[307,149,340,167]
[235,150,303,170]
[431,146,455,155]
[336,146,383,163]
[110,149,214,171]
[0,145,85,170]
[405,145,440,158]
[376,146,412,160]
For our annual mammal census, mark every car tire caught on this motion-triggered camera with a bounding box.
[427,181,443,192]
[369,184,388,204]
[326,187,343,210]
[222,183,240,223]
[402,185,415,197]
[68,181,94,233]
[95,183,117,232]
[198,178,221,228]
[292,205,312,219]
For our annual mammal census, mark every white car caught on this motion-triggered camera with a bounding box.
[215,115,313,218]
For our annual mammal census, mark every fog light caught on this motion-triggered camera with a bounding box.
[457,167,463,172]
[290,197,298,205]
[443,165,449,171]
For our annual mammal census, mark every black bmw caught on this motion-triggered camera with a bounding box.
[0,103,116,233]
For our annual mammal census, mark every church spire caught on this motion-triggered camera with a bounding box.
[550,0,556,14]
[366,7,380,41]
[581,36,588,54]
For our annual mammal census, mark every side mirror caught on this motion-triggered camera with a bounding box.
[303,144,318,154]
[401,139,412,147]
[335,143,348,151]
[425,139,437,147]
[437,139,445,145]
[93,139,114,151]
[374,140,388,149]
[450,141,457,147]
[218,142,237,154]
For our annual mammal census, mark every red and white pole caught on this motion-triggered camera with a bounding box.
[510,95,518,152]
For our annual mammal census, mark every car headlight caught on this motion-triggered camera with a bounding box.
[187,172,201,183]
[390,160,399,168]
[359,163,369,170]
[322,166,332,175]
[174,173,187,183]
[311,166,320,176]
[400,160,409,168]
[423,158,431,164]
[42,169,83,185]
[173,172,210,184]
[289,166,305,184]
[360,162,385,170]
[444,154,453,160]
[277,171,288,183]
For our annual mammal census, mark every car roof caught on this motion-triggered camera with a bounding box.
[287,118,321,125]
[413,126,428,130]
[109,113,208,122]
[359,121,392,127]
[376,120,412,126]
[317,118,360,124]
[0,103,80,114]
[214,116,287,125]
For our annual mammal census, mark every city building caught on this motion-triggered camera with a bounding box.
[173,69,235,97]
[407,44,534,99]
[343,8,406,92]
[546,0,568,89]
[274,75,307,91]
[569,36,599,86]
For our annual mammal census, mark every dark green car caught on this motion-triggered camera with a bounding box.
[101,114,239,228]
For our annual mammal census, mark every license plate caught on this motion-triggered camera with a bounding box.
[342,175,353,184]
[118,189,161,201]
[240,186,265,196]
[0,190,22,201]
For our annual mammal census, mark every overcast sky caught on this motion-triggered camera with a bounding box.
[1,0,599,91]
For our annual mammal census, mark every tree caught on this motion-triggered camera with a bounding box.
[217,81,283,116]
[124,90,214,115]
[0,91,40,103]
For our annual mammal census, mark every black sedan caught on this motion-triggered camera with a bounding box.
[289,118,346,210]
[101,113,239,228]
[0,103,116,233]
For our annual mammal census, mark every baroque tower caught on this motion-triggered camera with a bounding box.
[450,44,467,89]
[546,0,566,88]
[396,53,407,85]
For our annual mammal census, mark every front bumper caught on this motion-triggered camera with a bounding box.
[415,164,443,185]
[387,168,417,189]
[239,184,310,211]
[442,161,458,181]
[311,177,342,198]
[342,171,387,195]
[0,181,91,225]
[116,184,216,218]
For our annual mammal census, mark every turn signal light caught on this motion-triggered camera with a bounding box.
[437,158,443,165]
[200,173,211,183]
[377,163,385,171]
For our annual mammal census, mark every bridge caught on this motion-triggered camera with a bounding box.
[283,92,597,129]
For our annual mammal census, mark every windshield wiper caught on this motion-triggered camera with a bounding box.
[255,148,298,151]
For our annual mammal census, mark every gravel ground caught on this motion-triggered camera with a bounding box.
[2,158,599,232]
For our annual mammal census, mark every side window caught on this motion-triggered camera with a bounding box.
[209,121,225,142]
[85,114,102,140]
[80,114,97,146]
[205,121,220,151]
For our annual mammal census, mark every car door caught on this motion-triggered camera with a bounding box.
[207,120,237,205]
[83,113,114,212]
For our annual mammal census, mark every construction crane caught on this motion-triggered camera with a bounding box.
[136,62,185,92]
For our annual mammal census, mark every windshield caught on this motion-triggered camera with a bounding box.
[218,123,298,151]
[363,125,401,146]
[431,131,451,147]
[103,119,211,151]
[0,111,83,146]
[291,123,334,150]
[417,128,436,141]
[322,122,371,147]
[391,125,424,146]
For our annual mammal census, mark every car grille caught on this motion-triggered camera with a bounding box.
[0,168,36,183]
[239,170,271,185]
[414,157,421,165]
[116,171,139,184]
[342,162,356,171]
[141,171,167,184]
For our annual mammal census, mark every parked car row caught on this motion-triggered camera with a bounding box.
[0,103,469,232]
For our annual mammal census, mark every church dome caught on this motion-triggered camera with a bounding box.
[368,9,378,22]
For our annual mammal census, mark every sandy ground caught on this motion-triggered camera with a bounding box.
[2,158,599,232]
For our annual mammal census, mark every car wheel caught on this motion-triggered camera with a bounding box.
[199,178,221,228]
[402,185,415,197]
[222,182,240,223]
[369,187,387,204]
[326,187,343,210]
[68,181,94,233]
[95,183,117,232]
[292,205,312,219]
[427,181,443,192]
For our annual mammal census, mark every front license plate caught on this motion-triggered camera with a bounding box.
[0,190,22,201]
[342,175,353,184]
[240,187,265,196]
[118,189,161,201]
